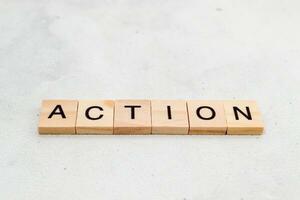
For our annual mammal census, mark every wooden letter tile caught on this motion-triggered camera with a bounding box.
[187,100,227,134]
[224,100,264,135]
[38,100,78,134]
[151,100,189,134]
[114,100,151,134]
[76,100,114,134]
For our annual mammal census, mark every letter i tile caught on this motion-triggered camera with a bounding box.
[151,100,189,134]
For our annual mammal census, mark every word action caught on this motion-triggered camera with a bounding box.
[38,100,264,135]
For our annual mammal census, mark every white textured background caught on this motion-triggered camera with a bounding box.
[0,0,300,199]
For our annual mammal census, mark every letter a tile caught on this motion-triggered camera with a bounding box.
[38,100,78,134]
[114,100,151,134]
[224,100,264,135]
[76,100,114,134]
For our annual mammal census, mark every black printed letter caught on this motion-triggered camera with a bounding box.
[124,105,141,119]
[167,106,172,120]
[85,106,103,120]
[48,105,66,119]
[196,106,216,120]
[233,106,252,120]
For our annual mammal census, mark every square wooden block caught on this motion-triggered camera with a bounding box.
[187,100,227,135]
[38,100,78,134]
[151,100,189,134]
[76,100,114,134]
[114,100,151,134]
[224,100,264,135]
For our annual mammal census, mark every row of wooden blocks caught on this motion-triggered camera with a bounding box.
[38,100,264,135]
